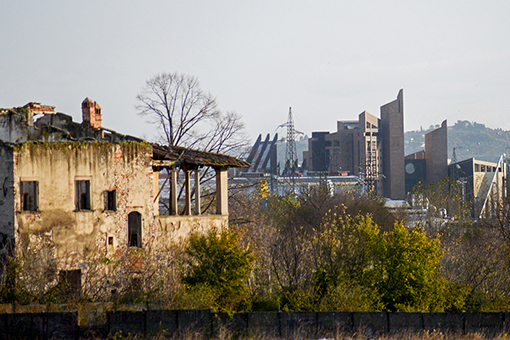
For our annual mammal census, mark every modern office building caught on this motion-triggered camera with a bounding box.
[303,90,403,199]
[380,89,405,199]
[404,120,448,193]
[425,120,448,185]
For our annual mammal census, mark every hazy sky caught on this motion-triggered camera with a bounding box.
[2,1,509,144]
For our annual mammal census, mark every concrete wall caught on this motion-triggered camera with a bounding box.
[405,158,426,194]
[153,214,228,246]
[0,111,31,143]
[0,143,15,246]
[380,89,405,199]
[0,110,72,143]
[0,309,507,338]
[425,120,448,184]
[309,132,330,172]
[0,312,78,339]
[104,310,510,338]
[326,121,359,176]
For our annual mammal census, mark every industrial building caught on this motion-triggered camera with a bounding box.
[404,120,448,193]
[448,157,507,218]
[303,90,404,199]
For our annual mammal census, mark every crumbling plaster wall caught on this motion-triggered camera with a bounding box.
[0,111,73,143]
[0,143,15,248]
[152,214,228,249]
[0,111,32,143]
[35,113,104,141]
[13,141,156,270]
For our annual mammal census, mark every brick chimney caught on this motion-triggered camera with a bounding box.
[82,97,102,129]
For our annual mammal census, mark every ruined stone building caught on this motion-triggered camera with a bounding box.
[303,90,404,199]
[0,99,249,289]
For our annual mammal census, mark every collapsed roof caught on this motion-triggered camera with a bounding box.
[0,99,250,169]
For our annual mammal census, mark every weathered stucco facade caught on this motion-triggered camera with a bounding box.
[0,143,15,245]
[11,142,156,266]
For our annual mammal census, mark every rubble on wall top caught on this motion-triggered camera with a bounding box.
[23,102,55,114]
[1,99,250,169]
[0,103,56,116]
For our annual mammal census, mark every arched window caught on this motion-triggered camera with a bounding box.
[128,212,142,247]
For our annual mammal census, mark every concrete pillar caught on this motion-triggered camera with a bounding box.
[215,167,228,215]
[171,169,178,215]
[185,168,192,215]
[195,169,201,215]
[153,171,160,216]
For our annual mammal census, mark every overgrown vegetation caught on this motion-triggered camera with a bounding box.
[181,227,255,312]
[2,182,510,314]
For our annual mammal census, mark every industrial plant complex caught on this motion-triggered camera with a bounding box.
[240,89,508,218]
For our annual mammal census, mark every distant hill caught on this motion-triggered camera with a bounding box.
[405,121,510,163]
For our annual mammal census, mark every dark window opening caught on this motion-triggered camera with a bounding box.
[58,269,82,296]
[104,190,117,211]
[76,180,91,210]
[128,211,142,248]
[108,236,114,245]
[21,181,38,212]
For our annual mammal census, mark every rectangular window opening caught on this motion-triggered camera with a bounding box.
[76,180,91,211]
[59,269,82,296]
[104,190,117,211]
[21,181,38,212]
[128,212,142,248]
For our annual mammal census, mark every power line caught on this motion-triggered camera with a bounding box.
[283,107,298,176]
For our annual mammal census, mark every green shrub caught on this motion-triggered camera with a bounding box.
[182,227,255,312]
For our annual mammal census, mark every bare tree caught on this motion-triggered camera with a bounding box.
[136,72,248,154]
[136,72,249,215]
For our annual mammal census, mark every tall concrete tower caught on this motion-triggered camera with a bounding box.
[425,120,448,184]
[380,89,405,200]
